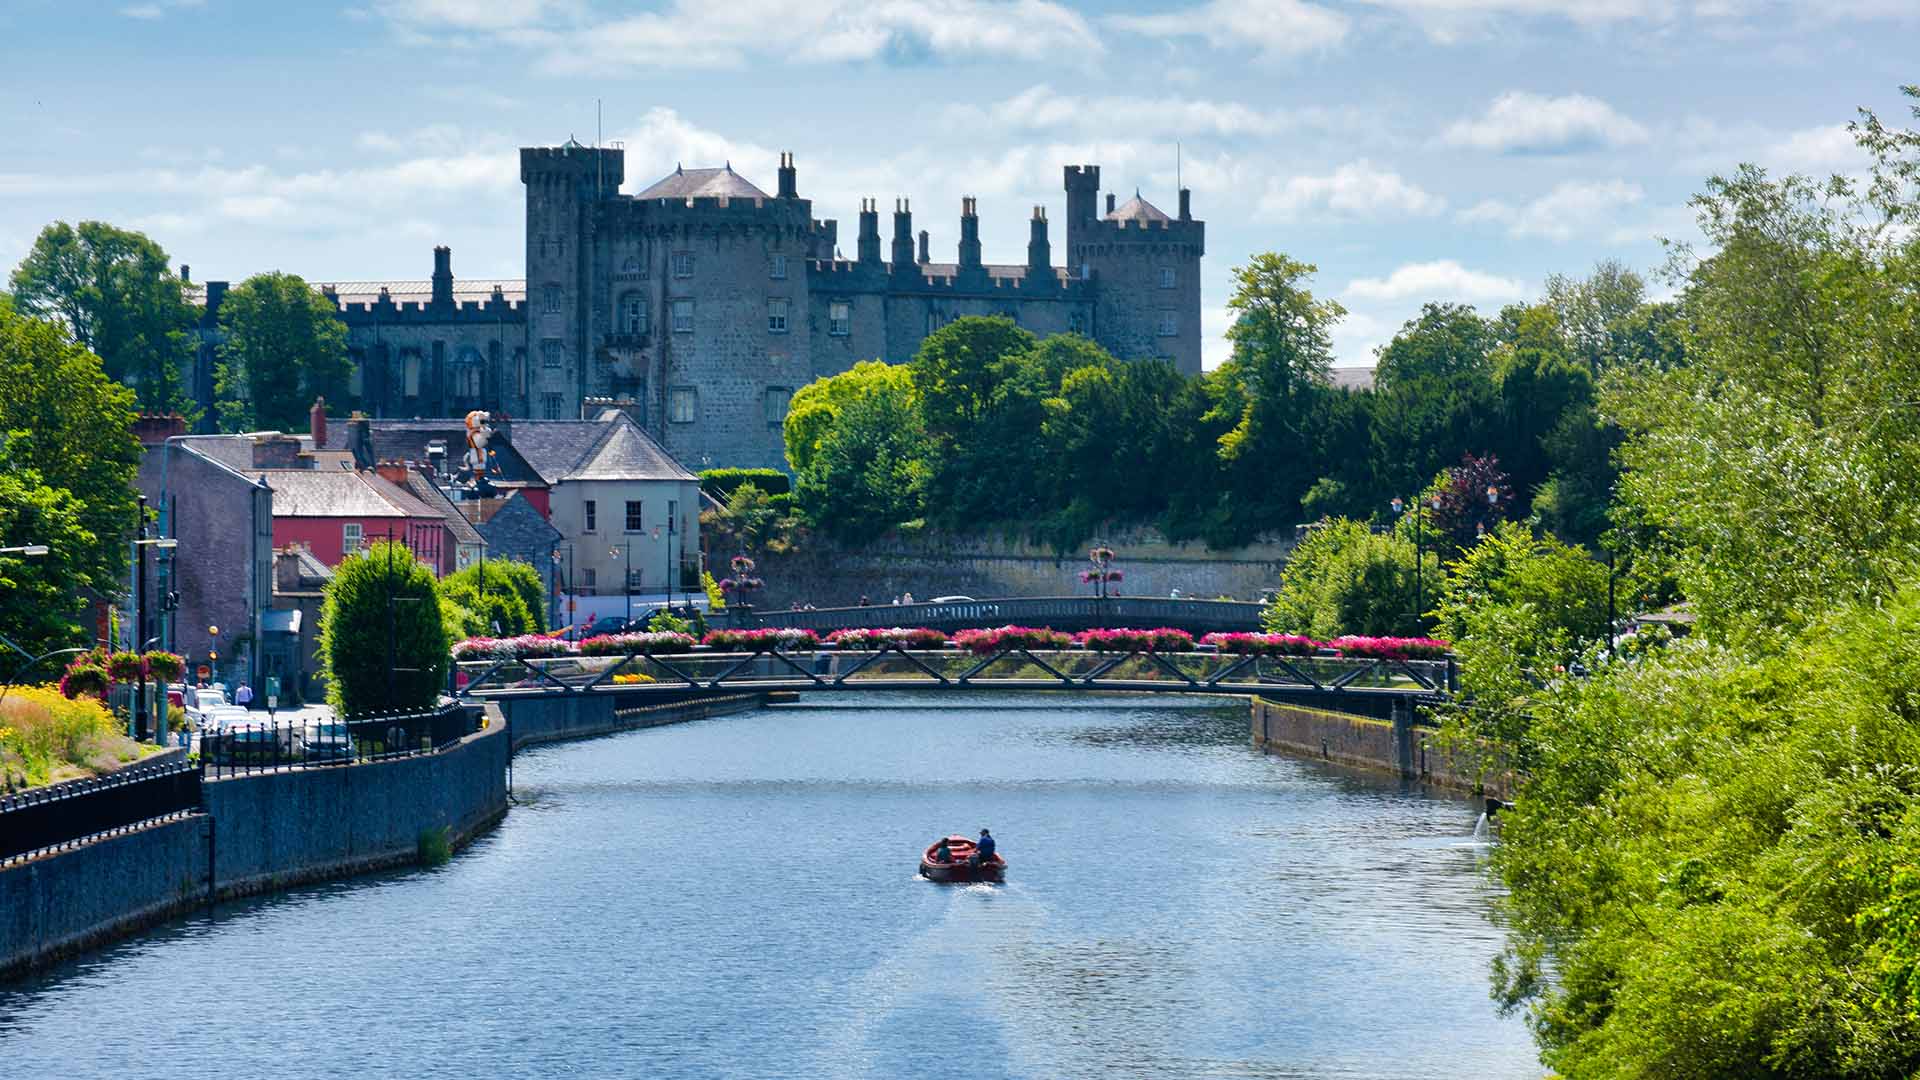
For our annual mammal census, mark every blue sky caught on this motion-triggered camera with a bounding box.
[1,1,1912,367]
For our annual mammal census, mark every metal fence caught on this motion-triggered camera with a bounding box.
[749,595,1269,634]
[0,758,202,865]
[197,704,478,780]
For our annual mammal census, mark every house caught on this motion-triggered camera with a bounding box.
[247,468,460,574]
[268,544,332,704]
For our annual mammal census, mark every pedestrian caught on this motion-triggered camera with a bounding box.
[235,682,254,709]
[858,595,870,607]
[903,591,915,605]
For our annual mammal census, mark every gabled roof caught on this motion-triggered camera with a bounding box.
[394,471,488,547]
[507,414,697,485]
[635,164,769,201]
[316,419,544,487]
[249,470,437,519]
[1107,191,1171,223]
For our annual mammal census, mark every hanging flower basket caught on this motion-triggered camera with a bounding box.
[106,650,146,682]
[1200,632,1320,657]
[143,651,187,683]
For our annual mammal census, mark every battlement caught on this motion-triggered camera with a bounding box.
[807,259,1086,298]
[521,143,625,187]
[335,296,527,325]
[1086,216,1206,240]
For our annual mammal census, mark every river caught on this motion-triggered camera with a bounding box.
[0,692,1541,1078]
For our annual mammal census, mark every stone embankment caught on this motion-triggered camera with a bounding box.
[1251,697,1509,798]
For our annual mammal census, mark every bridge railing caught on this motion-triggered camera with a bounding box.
[455,644,1453,701]
[749,596,1268,633]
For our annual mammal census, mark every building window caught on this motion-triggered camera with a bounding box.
[767,298,789,334]
[584,500,596,533]
[668,499,678,535]
[770,254,787,280]
[672,299,694,333]
[765,386,791,425]
[342,523,362,555]
[542,338,563,369]
[542,393,564,419]
[1159,267,1177,289]
[625,500,643,533]
[454,347,483,398]
[403,351,422,397]
[829,300,850,336]
[926,310,941,336]
[1157,310,1178,337]
[1070,312,1086,334]
[626,568,644,591]
[543,284,562,313]
[622,255,644,276]
[619,293,648,335]
[669,387,697,423]
[671,252,693,278]
[582,568,596,590]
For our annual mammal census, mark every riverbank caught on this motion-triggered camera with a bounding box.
[0,690,768,981]
[1251,697,1509,798]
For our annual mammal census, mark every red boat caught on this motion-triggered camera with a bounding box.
[919,835,1006,883]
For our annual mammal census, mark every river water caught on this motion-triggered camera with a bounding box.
[0,692,1541,1078]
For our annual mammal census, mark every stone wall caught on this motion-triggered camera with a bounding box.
[1251,697,1508,798]
[498,689,765,750]
[752,524,1293,610]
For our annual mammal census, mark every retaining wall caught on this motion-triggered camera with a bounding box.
[500,689,766,751]
[1251,698,1508,797]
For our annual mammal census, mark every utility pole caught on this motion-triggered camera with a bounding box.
[134,494,148,741]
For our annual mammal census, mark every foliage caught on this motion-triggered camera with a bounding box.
[784,359,931,541]
[0,454,98,660]
[1201,632,1318,656]
[952,626,1073,654]
[1074,627,1193,652]
[8,220,196,412]
[701,483,799,556]
[824,627,949,649]
[698,467,790,499]
[441,559,545,637]
[214,271,350,432]
[700,628,817,651]
[645,608,695,636]
[574,631,697,656]
[318,539,449,716]
[453,634,574,661]
[1324,635,1450,660]
[143,650,186,682]
[1263,518,1439,639]
[1423,453,1517,554]
[0,684,129,788]
[702,569,727,610]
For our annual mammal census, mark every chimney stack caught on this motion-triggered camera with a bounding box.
[1106,193,1116,215]
[890,199,914,272]
[857,199,881,264]
[1179,188,1191,221]
[346,415,374,470]
[431,246,453,307]
[957,197,982,270]
[309,397,328,446]
[1027,206,1050,275]
[917,229,930,264]
[180,264,190,283]
[777,152,797,199]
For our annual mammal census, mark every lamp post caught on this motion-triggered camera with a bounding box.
[1392,496,1441,627]
[610,541,632,623]
[132,495,178,741]
[0,545,50,557]
[652,525,667,619]
[207,623,220,688]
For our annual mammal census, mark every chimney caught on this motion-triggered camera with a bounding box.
[431,246,453,307]
[180,264,190,283]
[1106,193,1116,215]
[205,280,229,319]
[309,397,328,446]
[957,197,982,271]
[250,434,304,469]
[890,199,914,272]
[917,229,930,265]
[373,460,411,486]
[777,151,797,199]
[856,199,881,264]
[346,415,374,470]
[1179,187,1191,221]
[1027,206,1050,274]
[132,413,189,446]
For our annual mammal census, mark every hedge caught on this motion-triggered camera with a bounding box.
[699,467,791,499]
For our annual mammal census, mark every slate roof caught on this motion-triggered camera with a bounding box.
[248,470,436,518]
[317,419,544,487]
[291,546,333,585]
[394,471,488,547]
[1107,192,1171,223]
[317,280,526,306]
[508,414,697,485]
[635,164,769,201]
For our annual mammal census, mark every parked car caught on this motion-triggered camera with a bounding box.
[186,688,229,729]
[204,719,302,765]
[582,617,631,637]
[304,720,355,763]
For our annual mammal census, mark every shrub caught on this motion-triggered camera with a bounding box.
[953,626,1073,654]
[699,467,791,499]
[1263,517,1437,639]
[453,634,574,661]
[825,627,949,649]
[576,632,697,656]
[0,685,123,786]
[701,628,818,651]
[442,559,547,634]
[1200,632,1319,657]
[702,570,727,610]
[1326,635,1451,660]
[319,538,450,716]
[1075,627,1193,652]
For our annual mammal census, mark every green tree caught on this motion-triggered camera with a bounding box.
[317,539,449,716]
[1262,518,1436,638]
[1367,302,1502,501]
[0,452,98,660]
[215,271,349,432]
[786,359,932,541]
[8,220,196,412]
[0,304,140,611]
[441,559,547,635]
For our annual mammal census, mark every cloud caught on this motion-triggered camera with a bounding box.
[1109,0,1348,57]
[377,0,1100,70]
[943,84,1329,139]
[1344,259,1526,302]
[1461,179,1644,240]
[118,0,202,17]
[1258,160,1445,222]
[1765,123,1868,172]
[1442,91,1649,153]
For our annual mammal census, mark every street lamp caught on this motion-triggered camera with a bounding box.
[610,541,632,623]
[652,525,667,618]
[0,545,49,557]
[1393,496,1441,627]
[207,623,220,689]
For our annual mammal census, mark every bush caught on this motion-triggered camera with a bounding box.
[319,539,449,716]
[1264,518,1438,639]
[1075,627,1193,652]
[442,559,547,634]
[576,632,697,656]
[701,628,818,651]
[700,467,791,499]
[953,626,1072,654]
[825,627,949,649]
[0,684,125,786]
[1326,635,1451,660]
[1200,632,1319,656]
[453,635,574,661]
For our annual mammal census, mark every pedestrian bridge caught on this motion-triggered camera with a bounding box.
[457,640,1453,720]
[747,596,1268,635]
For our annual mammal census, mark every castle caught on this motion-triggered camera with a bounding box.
[190,142,1205,470]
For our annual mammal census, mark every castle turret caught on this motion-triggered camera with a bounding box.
[777,152,797,199]
[431,245,453,308]
[1027,206,1050,277]
[890,199,914,277]
[958,197,982,272]
[522,140,626,419]
[857,199,882,264]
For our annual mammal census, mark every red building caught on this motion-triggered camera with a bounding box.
[249,469,455,573]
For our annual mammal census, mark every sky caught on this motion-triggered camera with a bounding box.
[0,1,1913,369]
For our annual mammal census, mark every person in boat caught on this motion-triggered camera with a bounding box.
[930,839,953,864]
[970,828,995,866]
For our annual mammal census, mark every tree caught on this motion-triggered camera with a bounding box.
[441,559,546,635]
[1423,453,1517,554]
[1262,518,1436,639]
[0,454,97,661]
[8,221,196,412]
[1215,253,1344,462]
[317,539,449,716]
[215,272,349,432]
[1367,303,1502,501]
[0,304,140,611]
[785,360,931,541]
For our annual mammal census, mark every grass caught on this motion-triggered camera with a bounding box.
[0,684,145,791]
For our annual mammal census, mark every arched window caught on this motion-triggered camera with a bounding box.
[453,347,484,399]
[618,292,649,336]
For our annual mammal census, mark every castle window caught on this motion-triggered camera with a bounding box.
[542,393,564,420]
[765,386,791,425]
[671,299,694,334]
[1159,267,1177,290]
[542,338,563,369]
[671,252,694,278]
[622,255,643,276]
[619,293,648,335]
[926,311,941,336]
[403,350,422,397]
[767,298,789,334]
[770,254,788,280]
[1070,312,1086,335]
[348,352,364,397]
[669,386,698,424]
[829,300,850,336]
[1157,310,1178,337]
[543,284,562,314]
[454,350,482,399]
